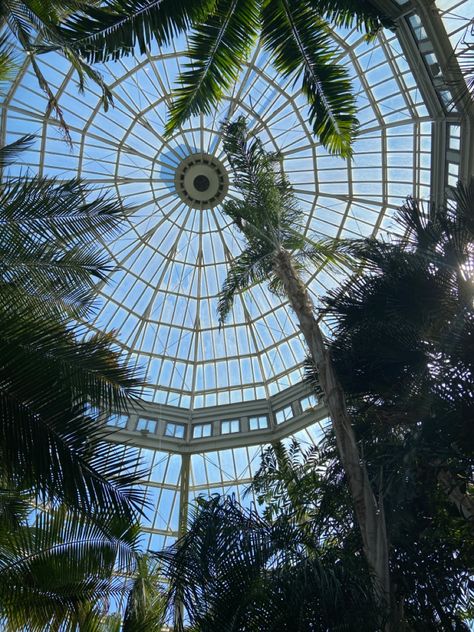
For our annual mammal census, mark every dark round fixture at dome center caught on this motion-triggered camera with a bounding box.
[193,174,210,192]
[174,153,229,209]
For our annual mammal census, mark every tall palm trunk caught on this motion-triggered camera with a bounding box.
[273,247,391,613]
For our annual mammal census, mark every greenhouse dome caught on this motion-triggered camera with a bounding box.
[1,0,472,556]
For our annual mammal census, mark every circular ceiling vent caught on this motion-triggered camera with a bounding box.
[174,153,229,209]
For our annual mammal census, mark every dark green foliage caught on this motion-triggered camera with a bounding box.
[324,183,474,405]
[0,506,140,631]
[260,0,358,156]
[159,491,378,632]
[56,0,214,63]
[0,172,125,319]
[0,137,151,629]
[1,0,392,154]
[109,554,167,632]
[0,137,146,519]
[314,180,474,629]
[165,0,260,135]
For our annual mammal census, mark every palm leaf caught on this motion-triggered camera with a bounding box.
[62,46,114,111]
[261,0,358,157]
[0,507,138,631]
[0,135,35,169]
[218,245,273,324]
[56,0,215,63]
[166,0,259,135]
[122,554,167,631]
[294,235,356,272]
[221,118,289,240]
[0,174,125,317]
[0,32,17,88]
[307,0,394,36]
[0,306,146,517]
[159,494,377,631]
[0,487,31,532]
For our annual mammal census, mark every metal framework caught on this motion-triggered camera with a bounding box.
[0,0,472,550]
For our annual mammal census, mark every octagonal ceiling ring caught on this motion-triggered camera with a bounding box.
[174,153,229,209]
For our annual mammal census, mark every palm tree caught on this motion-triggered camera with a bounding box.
[323,179,474,521]
[53,0,393,157]
[159,490,378,631]
[117,554,167,632]
[316,179,474,627]
[216,117,391,612]
[0,136,146,520]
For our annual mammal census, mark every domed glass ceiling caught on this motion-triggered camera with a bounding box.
[1,0,472,550]
[3,24,435,410]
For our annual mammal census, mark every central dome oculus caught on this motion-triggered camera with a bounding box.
[174,153,229,209]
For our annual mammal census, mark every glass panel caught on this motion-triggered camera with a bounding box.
[193,423,212,439]
[300,394,318,411]
[136,418,157,433]
[275,405,294,425]
[106,414,128,428]
[249,415,269,431]
[164,422,185,439]
[221,419,240,434]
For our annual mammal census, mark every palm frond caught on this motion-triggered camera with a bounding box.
[166,0,259,135]
[0,507,138,631]
[221,117,290,242]
[222,117,284,211]
[218,246,273,324]
[122,554,167,632]
[293,234,355,272]
[56,0,215,63]
[248,440,323,530]
[3,2,115,134]
[158,495,273,632]
[0,135,35,170]
[306,0,394,36]
[27,52,73,145]
[0,487,31,532]
[452,178,474,239]
[0,174,126,316]
[261,0,358,157]
[159,494,377,632]
[61,46,114,111]
[0,307,146,517]
[0,32,17,88]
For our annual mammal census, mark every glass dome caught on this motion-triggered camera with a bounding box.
[1,0,472,549]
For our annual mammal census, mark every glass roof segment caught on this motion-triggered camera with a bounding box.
[435,0,473,50]
[1,22,444,411]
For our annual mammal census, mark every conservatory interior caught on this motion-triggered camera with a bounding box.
[0,0,473,629]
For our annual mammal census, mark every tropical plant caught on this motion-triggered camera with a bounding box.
[114,553,167,632]
[216,116,391,609]
[54,0,393,157]
[0,498,140,631]
[0,133,153,629]
[159,489,378,632]
[0,135,145,520]
[323,179,474,519]
[314,179,474,628]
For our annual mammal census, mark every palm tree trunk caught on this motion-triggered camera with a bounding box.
[273,248,391,615]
